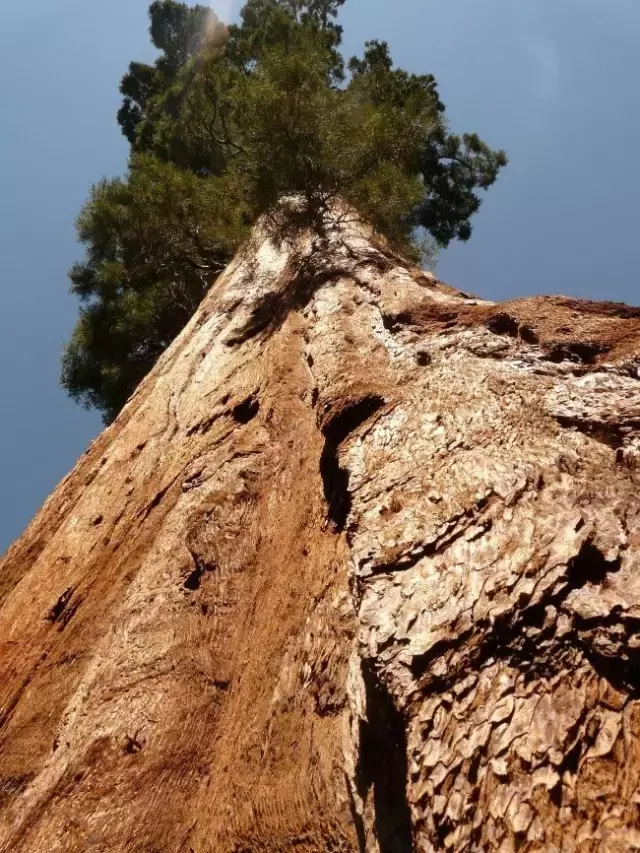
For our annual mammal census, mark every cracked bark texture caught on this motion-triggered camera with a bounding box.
[2,212,640,853]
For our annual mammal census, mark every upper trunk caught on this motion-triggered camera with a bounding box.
[2,211,640,853]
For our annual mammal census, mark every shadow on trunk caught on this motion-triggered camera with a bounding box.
[357,663,413,853]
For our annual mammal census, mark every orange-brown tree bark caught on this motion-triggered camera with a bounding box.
[2,213,640,852]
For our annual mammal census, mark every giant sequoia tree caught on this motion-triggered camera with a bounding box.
[4,198,640,853]
[3,4,640,850]
[62,0,506,423]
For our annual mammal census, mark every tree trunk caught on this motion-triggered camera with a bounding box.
[2,213,640,853]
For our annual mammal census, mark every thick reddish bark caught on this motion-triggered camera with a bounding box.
[2,215,640,852]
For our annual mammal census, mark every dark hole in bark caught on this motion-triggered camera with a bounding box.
[415,350,431,367]
[58,600,81,631]
[322,396,385,446]
[467,751,482,785]
[124,732,143,754]
[232,395,259,424]
[382,311,413,334]
[184,553,215,591]
[46,587,74,623]
[357,663,413,853]
[320,396,385,531]
[320,445,351,531]
[549,779,563,808]
[566,541,622,587]
[557,738,583,778]
[543,341,610,365]
[486,313,519,337]
[519,324,539,344]
[184,568,204,591]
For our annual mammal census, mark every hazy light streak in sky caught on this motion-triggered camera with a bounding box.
[206,1,235,26]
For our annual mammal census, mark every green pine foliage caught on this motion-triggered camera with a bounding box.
[62,156,248,423]
[63,0,507,423]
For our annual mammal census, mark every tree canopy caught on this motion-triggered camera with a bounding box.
[63,0,507,423]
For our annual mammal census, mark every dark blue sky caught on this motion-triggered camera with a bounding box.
[1,0,639,553]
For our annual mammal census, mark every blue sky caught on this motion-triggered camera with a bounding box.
[1,0,639,553]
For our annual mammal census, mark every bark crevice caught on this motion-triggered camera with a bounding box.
[357,663,413,853]
[319,395,385,531]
